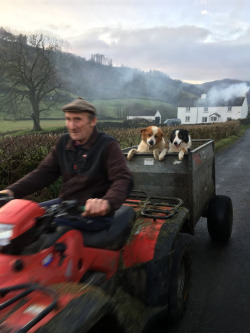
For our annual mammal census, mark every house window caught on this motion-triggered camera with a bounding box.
[211,116,217,122]
[185,116,190,122]
[228,106,232,112]
[186,107,190,112]
[202,117,207,123]
[204,107,208,112]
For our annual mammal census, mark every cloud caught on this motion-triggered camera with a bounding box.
[1,0,250,83]
[201,10,209,15]
[69,24,250,82]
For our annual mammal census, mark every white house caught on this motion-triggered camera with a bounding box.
[127,110,162,124]
[177,94,248,125]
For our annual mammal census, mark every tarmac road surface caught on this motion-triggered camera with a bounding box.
[155,127,250,333]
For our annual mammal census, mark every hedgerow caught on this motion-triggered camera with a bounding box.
[96,119,242,148]
[0,120,242,200]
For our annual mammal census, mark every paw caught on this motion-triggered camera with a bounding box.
[159,148,167,161]
[178,150,184,160]
[127,149,137,161]
[153,149,160,160]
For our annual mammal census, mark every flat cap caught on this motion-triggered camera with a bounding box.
[62,97,96,115]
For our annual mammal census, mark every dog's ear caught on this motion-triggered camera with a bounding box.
[141,128,147,134]
[156,128,163,139]
[170,130,175,143]
[179,129,189,143]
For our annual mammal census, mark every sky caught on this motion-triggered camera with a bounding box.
[0,0,250,84]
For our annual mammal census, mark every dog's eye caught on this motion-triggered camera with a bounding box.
[154,135,158,139]
[147,134,151,137]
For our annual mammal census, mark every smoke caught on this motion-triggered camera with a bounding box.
[205,83,250,105]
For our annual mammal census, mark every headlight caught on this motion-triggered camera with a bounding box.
[0,224,14,246]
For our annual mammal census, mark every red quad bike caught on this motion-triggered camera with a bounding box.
[0,138,233,332]
[0,194,190,333]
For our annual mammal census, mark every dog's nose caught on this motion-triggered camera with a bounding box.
[148,140,154,146]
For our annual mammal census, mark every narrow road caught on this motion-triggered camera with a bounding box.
[156,128,250,333]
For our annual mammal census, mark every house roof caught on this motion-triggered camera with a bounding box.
[128,110,159,116]
[178,96,246,107]
[209,113,221,117]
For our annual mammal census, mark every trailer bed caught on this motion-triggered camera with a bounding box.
[123,139,215,232]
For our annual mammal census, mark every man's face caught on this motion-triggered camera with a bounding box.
[65,112,97,144]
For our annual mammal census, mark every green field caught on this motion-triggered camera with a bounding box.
[0,97,176,127]
[0,119,66,134]
[45,98,176,119]
[92,98,176,119]
[0,97,177,135]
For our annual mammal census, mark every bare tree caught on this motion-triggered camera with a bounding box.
[90,53,113,66]
[0,28,65,131]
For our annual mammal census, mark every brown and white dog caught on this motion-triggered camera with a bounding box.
[168,129,191,160]
[127,126,168,161]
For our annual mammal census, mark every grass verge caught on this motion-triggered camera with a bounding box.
[214,124,250,153]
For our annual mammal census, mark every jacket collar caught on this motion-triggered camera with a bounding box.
[66,127,99,150]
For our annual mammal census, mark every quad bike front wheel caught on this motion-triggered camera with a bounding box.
[168,234,191,321]
[36,284,119,333]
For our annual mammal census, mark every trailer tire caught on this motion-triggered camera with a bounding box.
[168,234,191,321]
[207,195,233,241]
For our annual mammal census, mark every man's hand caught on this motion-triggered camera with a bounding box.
[0,189,14,198]
[81,198,111,217]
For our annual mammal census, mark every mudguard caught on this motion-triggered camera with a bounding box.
[120,207,190,306]
[0,283,116,333]
[37,286,114,333]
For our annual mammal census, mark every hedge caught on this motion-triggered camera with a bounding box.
[0,120,242,200]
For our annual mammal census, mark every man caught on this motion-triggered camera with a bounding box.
[1,97,133,230]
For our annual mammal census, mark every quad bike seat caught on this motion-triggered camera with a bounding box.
[82,204,136,250]
[22,204,136,254]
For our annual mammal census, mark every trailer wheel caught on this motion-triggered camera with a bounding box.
[168,234,191,321]
[207,195,233,241]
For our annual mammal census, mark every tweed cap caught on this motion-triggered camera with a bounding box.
[62,97,96,115]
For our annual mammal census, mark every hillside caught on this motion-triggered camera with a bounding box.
[0,28,249,122]
[58,52,202,101]
[55,53,250,114]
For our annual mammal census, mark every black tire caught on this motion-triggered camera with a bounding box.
[207,195,233,241]
[88,313,125,333]
[168,234,191,321]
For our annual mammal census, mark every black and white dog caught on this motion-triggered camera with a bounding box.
[168,129,191,160]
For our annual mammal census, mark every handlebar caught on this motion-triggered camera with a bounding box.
[45,200,85,216]
[0,193,13,208]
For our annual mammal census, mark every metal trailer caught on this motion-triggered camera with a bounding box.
[123,139,233,240]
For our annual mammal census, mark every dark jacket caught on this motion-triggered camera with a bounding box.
[8,128,133,213]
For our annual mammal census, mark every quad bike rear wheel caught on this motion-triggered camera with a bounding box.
[168,234,191,321]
